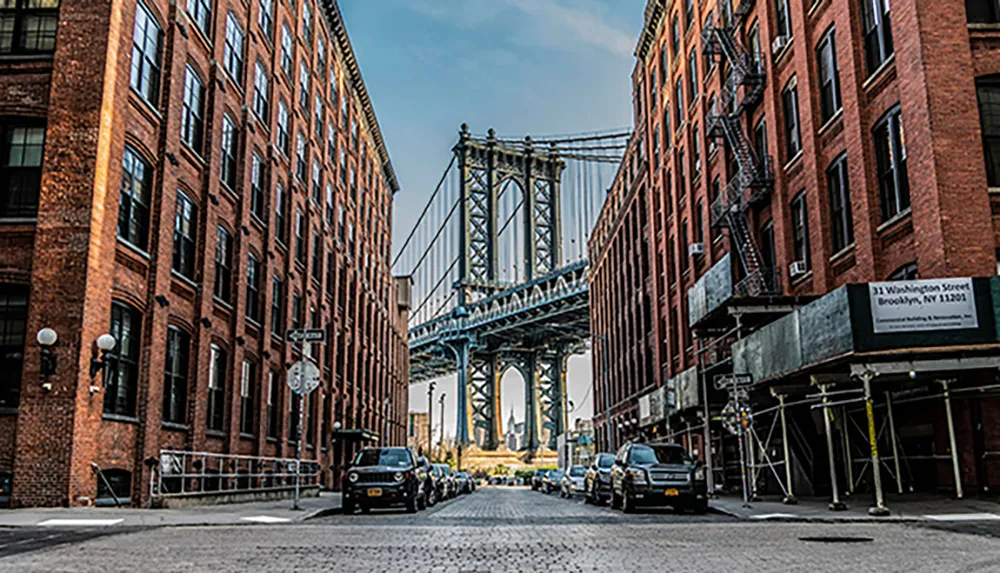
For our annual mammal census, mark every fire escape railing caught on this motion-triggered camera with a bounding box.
[702,1,779,297]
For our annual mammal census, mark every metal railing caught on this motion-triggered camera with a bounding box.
[155,449,320,498]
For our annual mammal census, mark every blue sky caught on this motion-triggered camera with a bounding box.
[339,0,647,436]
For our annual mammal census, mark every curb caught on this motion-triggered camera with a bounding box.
[302,506,342,521]
[707,503,926,523]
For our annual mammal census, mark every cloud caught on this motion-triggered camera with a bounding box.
[504,0,634,57]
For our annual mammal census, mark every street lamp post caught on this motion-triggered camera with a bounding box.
[427,381,436,456]
[438,393,446,461]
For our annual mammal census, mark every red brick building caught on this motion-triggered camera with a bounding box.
[0,0,409,507]
[590,0,1000,502]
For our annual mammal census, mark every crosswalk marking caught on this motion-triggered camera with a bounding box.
[37,519,124,527]
[923,513,1000,521]
[240,516,292,523]
[750,513,799,520]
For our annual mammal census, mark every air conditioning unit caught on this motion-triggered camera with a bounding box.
[771,35,790,55]
[789,260,808,277]
[688,243,705,257]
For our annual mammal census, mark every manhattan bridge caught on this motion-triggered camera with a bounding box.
[393,124,627,451]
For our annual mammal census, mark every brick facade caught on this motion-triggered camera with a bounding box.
[0,0,409,507]
[590,0,1000,464]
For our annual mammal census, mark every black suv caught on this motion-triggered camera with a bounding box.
[343,447,428,513]
[584,452,615,505]
[610,442,707,514]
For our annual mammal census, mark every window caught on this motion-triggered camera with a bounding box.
[873,106,909,221]
[130,1,162,105]
[302,1,312,44]
[105,301,141,417]
[185,0,210,35]
[295,210,305,264]
[247,254,261,322]
[680,218,689,272]
[790,191,810,270]
[118,145,151,250]
[775,0,791,38]
[311,230,322,281]
[214,226,233,303]
[687,49,698,102]
[298,61,310,112]
[325,183,334,224]
[0,285,27,408]
[694,199,704,243]
[761,220,776,272]
[652,125,660,167]
[267,370,280,438]
[223,13,244,83]
[271,277,284,335]
[684,0,693,30]
[888,263,918,281]
[660,43,668,85]
[968,0,1000,23]
[337,204,345,239]
[240,359,256,435]
[277,100,290,156]
[311,160,321,203]
[253,61,269,121]
[860,0,893,76]
[296,132,307,181]
[0,0,59,55]
[172,191,197,279]
[753,117,767,164]
[671,14,679,56]
[95,469,131,506]
[181,66,205,154]
[220,115,238,191]
[163,326,189,425]
[314,95,324,140]
[258,0,274,38]
[827,153,854,252]
[674,79,684,127]
[0,122,45,219]
[326,250,334,296]
[816,28,842,123]
[976,76,1000,187]
[250,152,265,220]
[291,292,302,329]
[280,23,293,76]
[275,182,287,244]
[327,122,336,162]
[692,126,701,177]
[207,344,226,432]
[782,78,801,160]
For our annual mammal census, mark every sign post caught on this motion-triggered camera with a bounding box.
[715,374,753,508]
[286,328,325,511]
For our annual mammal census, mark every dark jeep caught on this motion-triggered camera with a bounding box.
[343,447,427,514]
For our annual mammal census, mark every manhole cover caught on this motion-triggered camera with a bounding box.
[799,536,873,543]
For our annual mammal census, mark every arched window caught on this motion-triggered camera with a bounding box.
[976,75,1000,188]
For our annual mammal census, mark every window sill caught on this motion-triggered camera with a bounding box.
[206,430,226,439]
[0,407,17,416]
[829,244,855,264]
[171,270,199,290]
[789,270,813,288]
[783,151,804,173]
[876,208,912,234]
[128,89,162,125]
[240,433,256,440]
[817,109,844,136]
[0,53,54,63]
[179,143,206,169]
[969,23,1000,30]
[0,217,38,225]
[103,413,139,425]
[267,436,279,443]
[988,187,1000,195]
[117,238,151,260]
[773,37,794,65]
[862,54,896,91]
[162,421,189,431]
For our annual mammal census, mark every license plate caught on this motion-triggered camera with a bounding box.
[665,489,679,496]
[367,488,382,497]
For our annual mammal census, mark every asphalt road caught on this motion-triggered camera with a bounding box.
[4,487,1000,572]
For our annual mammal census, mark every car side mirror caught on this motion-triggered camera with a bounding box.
[417,456,427,466]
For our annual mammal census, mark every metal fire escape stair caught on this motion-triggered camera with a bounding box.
[702,1,778,297]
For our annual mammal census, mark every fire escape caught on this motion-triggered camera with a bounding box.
[702,1,778,297]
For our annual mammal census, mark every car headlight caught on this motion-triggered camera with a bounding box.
[394,472,404,482]
[348,472,358,483]
[694,467,705,481]
[627,468,648,483]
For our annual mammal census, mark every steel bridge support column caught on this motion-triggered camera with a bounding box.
[523,353,540,451]
[444,338,473,446]
[536,345,570,450]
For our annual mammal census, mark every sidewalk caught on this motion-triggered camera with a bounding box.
[0,491,341,528]
[710,493,1000,522]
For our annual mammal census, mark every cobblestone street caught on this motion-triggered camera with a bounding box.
[4,488,1000,572]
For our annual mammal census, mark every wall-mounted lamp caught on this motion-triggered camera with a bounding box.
[630,418,638,425]
[333,421,342,431]
[89,333,117,393]
[37,328,57,390]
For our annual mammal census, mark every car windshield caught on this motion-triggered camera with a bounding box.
[597,454,614,468]
[568,466,586,477]
[629,445,689,465]
[550,471,564,479]
[354,448,411,467]
[535,469,548,476]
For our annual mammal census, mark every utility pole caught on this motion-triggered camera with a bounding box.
[427,381,436,456]
[438,392,447,462]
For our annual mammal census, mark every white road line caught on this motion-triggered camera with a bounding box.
[749,513,799,520]
[36,519,124,527]
[240,516,292,523]
[923,513,1000,521]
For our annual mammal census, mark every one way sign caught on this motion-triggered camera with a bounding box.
[286,328,326,343]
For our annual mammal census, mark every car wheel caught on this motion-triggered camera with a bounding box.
[417,493,427,511]
[610,490,620,510]
[691,499,709,515]
[622,492,635,514]
[343,497,355,514]
[405,497,418,514]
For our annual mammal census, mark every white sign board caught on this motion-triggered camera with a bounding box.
[287,360,321,395]
[869,278,978,334]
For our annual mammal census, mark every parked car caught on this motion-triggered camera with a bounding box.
[531,469,549,491]
[454,472,469,495]
[343,447,428,514]
[459,472,476,493]
[416,456,438,507]
[560,465,587,498]
[543,470,564,494]
[432,464,453,500]
[584,453,615,505]
[610,442,707,514]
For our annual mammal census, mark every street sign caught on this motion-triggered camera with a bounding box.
[714,373,753,390]
[286,328,326,343]
[287,360,321,395]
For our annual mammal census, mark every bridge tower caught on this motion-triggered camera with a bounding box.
[449,124,568,450]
